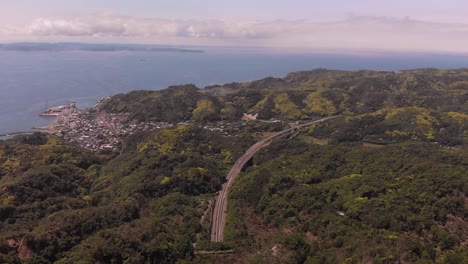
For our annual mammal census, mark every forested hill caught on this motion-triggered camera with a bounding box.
[102,68,467,145]
[0,128,254,263]
[104,69,468,121]
[0,68,467,263]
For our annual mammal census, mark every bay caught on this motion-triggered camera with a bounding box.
[1,48,467,136]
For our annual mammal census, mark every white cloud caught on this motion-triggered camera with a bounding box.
[258,16,468,53]
[0,25,17,35]
[24,15,271,39]
[3,14,468,53]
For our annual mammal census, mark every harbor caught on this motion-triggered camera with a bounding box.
[1,96,241,151]
[40,102,77,117]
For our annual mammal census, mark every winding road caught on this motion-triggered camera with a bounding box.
[210,116,339,242]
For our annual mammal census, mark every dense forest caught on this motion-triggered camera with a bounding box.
[226,139,467,263]
[0,68,467,263]
[103,69,467,122]
[0,128,253,263]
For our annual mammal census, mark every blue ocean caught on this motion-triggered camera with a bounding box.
[1,48,468,136]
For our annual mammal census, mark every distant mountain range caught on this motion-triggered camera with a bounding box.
[0,42,204,53]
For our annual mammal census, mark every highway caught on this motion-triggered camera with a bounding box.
[210,116,339,242]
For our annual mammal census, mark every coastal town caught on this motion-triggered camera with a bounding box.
[40,98,171,151]
[39,98,245,151]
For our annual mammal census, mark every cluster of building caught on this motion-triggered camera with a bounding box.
[57,118,119,151]
[42,99,258,152]
[109,116,174,137]
[202,121,242,136]
[49,105,117,151]
[53,109,176,151]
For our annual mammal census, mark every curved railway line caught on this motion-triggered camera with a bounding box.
[210,116,340,242]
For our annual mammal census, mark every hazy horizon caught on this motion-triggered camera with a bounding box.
[2,42,468,57]
[1,1,468,53]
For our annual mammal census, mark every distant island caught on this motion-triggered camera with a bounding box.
[0,42,205,53]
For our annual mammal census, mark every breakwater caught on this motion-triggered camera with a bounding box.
[0,131,33,139]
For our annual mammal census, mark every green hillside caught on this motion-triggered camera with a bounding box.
[225,139,467,263]
[0,68,467,263]
[103,68,468,124]
[0,129,251,263]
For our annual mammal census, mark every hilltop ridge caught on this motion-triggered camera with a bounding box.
[101,68,467,145]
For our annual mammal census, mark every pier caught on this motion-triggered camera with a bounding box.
[40,102,76,117]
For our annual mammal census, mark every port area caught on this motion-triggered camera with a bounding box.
[40,102,77,117]
[33,97,175,152]
[33,98,121,151]
[0,104,76,140]
[30,97,245,152]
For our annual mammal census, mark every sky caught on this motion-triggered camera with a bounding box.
[1,0,468,53]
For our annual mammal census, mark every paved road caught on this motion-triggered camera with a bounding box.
[210,116,339,242]
[98,113,127,153]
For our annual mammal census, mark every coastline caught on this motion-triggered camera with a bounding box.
[0,131,34,138]
[0,97,109,144]
[0,103,73,140]
[31,124,61,134]
[0,126,58,140]
[2,50,468,140]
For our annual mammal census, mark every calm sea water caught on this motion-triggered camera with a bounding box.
[1,48,468,136]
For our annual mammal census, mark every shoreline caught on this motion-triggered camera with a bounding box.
[0,126,58,139]
[0,97,108,142]
[0,131,34,139]
[0,122,61,140]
